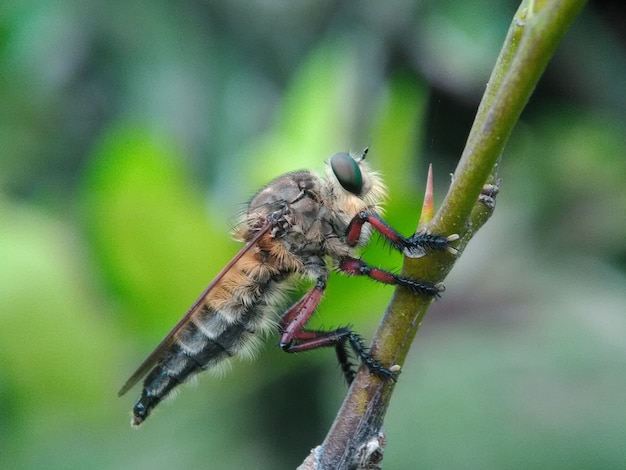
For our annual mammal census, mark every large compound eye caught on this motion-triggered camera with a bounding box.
[330,152,363,194]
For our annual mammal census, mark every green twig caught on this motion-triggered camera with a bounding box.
[300,1,587,468]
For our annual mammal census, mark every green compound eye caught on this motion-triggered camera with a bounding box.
[330,153,363,194]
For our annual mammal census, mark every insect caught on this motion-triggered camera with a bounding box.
[118,150,457,427]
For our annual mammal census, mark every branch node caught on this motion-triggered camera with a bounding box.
[354,430,387,470]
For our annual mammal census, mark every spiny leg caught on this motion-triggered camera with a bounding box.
[279,278,397,383]
[339,257,444,297]
[346,211,458,258]
[334,340,356,384]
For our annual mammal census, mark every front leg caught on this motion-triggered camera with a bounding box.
[346,211,458,258]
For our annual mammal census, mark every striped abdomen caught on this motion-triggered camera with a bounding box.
[132,250,291,425]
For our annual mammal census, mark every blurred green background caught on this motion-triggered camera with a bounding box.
[1,1,625,469]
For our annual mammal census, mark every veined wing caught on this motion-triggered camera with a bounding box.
[117,222,271,397]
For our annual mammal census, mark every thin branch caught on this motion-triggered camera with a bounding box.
[300,0,587,468]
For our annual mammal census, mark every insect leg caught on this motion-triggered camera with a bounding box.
[279,279,396,383]
[333,339,357,384]
[346,211,458,258]
[339,256,444,297]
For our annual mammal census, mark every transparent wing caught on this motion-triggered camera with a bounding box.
[117,222,271,397]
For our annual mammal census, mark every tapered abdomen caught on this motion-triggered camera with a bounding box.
[132,254,290,426]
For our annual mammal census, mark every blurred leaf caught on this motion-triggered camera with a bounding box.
[506,106,626,259]
[415,0,510,96]
[79,126,230,338]
[369,71,430,221]
[240,37,379,187]
[0,199,121,425]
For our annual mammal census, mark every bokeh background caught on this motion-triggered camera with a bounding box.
[1,1,625,469]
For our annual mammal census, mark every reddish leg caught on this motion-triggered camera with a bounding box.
[346,211,458,257]
[279,278,397,383]
[279,279,326,346]
[339,257,444,297]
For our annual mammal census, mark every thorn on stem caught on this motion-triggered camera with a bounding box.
[417,164,435,230]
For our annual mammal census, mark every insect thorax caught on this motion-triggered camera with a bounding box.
[239,164,385,270]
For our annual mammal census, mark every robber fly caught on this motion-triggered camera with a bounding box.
[118,149,457,426]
